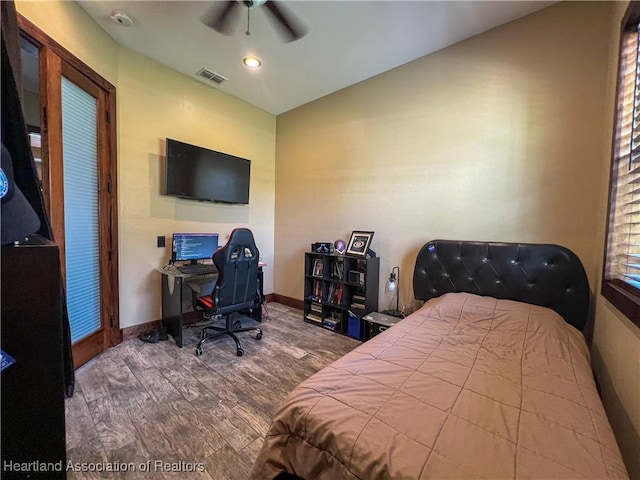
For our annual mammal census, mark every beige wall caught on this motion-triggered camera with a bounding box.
[276,1,609,308]
[16,0,118,85]
[275,1,639,476]
[16,0,277,329]
[116,48,275,328]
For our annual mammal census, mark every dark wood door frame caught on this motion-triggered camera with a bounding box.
[18,14,121,368]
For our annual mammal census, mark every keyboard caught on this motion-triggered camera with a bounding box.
[177,264,217,275]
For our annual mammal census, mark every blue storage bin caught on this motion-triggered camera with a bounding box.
[347,311,362,340]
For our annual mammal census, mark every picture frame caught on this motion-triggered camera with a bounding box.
[346,231,374,257]
[312,258,324,277]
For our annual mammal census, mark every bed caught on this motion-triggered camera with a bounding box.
[249,240,629,480]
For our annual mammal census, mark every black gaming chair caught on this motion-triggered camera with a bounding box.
[195,228,263,357]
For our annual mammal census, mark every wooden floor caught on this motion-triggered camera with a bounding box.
[66,303,359,480]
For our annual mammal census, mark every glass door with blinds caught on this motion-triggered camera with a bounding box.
[61,76,102,343]
[18,17,120,369]
[52,60,119,368]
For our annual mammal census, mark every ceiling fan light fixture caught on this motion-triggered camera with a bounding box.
[245,0,267,8]
[201,0,307,43]
[243,56,262,68]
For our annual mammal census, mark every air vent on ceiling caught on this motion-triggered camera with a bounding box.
[196,68,227,85]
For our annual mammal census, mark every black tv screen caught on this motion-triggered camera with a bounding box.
[164,138,251,204]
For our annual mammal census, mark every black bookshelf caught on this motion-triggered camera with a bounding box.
[303,252,379,338]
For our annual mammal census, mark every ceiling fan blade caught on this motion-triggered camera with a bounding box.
[200,1,241,35]
[263,1,308,43]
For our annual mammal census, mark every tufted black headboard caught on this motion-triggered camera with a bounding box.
[413,240,590,331]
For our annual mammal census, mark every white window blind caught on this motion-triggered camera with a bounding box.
[61,76,101,343]
[607,26,640,291]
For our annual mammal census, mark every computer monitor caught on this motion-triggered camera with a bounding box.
[172,233,219,265]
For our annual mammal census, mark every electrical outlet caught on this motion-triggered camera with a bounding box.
[157,236,165,248]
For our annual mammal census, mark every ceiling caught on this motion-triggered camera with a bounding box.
[77,1,555,115]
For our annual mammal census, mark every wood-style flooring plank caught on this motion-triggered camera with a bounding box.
[129,398,201,459]
[65,388,103,452]
[190,395,259,453]
[169,399,228,458]
[117,341,161,372]
[133,367,185,404]
[74,358,112,404]
[240,381,291,417]
[103,438,154,480]
[160,365,216,403]
[202,443,255,480]
[183,361,246,407]
[86,395,141,452]
[231,402,273,438]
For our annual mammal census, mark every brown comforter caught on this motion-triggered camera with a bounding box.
[250,293,628,480]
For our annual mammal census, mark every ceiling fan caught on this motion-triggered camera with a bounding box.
[201,0,308,43]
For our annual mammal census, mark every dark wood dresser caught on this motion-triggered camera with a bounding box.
[1,236,66,479]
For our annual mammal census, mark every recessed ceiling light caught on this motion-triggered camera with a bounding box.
[243,56,262,68]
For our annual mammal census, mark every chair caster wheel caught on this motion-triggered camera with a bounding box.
[195,347,203,356]
[256,330,262,340]
[236,348,244,357]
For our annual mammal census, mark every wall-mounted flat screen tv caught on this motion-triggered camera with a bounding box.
[164,138,251,204]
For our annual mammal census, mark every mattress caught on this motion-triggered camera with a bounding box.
[249,292,628,480]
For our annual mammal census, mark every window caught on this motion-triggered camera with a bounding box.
[602,2,640,325]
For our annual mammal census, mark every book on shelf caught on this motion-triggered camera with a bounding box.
[322,317,341,331]
[336,285,343,304]
[350,292,365,310]
[332,261,344,280]
[306,313,322,324]
[322,311,342,331]
[310,302,323,313]
[326,283,343,305]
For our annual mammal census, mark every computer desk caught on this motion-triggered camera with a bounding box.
[158,263,265,348]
